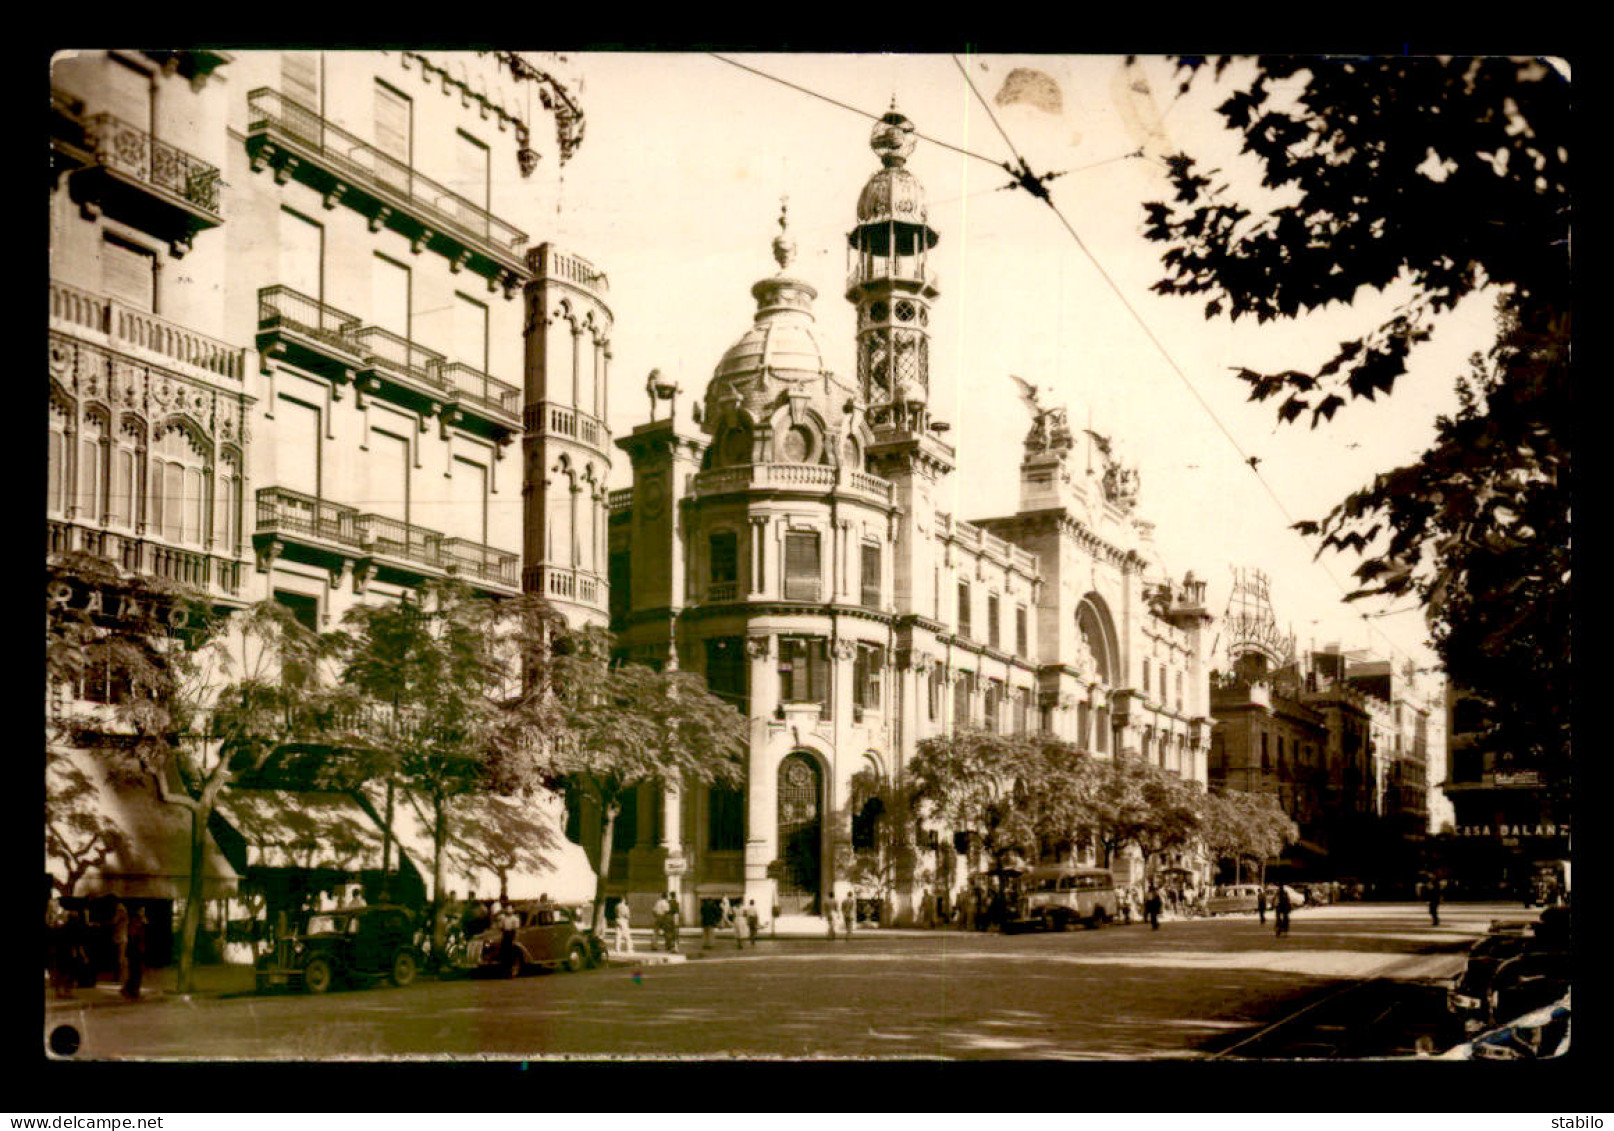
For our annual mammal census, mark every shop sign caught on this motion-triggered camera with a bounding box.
[1456,823,1569,839]
[47,577,210,633]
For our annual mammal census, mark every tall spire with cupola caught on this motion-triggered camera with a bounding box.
[847,101,943,443]
[849,102,954,625]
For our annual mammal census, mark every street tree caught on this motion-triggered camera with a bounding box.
[544,629,748,932]
[1142,56,1571,798]
[47,552,347,993]
[834,766,919,919]
[1202,789,1300,883]
[909,729,1043,881]
[333,581,565,940]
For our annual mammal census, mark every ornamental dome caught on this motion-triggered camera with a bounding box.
[702,201,859,462]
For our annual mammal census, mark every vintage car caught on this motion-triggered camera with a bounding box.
[454,901,605,976]
[1205,884,1263,916]
[1448,926,1534,1029]
[1023,866,1120,930]
[254,904,425,995]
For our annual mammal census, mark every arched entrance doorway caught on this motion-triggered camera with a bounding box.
[777,752,824,915]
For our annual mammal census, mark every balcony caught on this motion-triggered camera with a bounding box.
[434,361,521,425]
[47,518,246,599]
[53,98,222,255]
[689,463,895,506]
[51,280,245,387]
[245,88,530,291]
[529,401,605,447]
[257,285,365,382]
[706,580,738,603]
[254,487,519,595]
[530,244,609,298]
[528,564,601,606]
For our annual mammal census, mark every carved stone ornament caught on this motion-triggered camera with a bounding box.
[746,635,772,661]
[908,652,934,675]
[48,341,73,380]
[832,639,857,662]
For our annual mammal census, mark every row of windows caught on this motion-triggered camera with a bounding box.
[1141,657,1188,711]
[956,581,1030,657]
[47,413,241,551]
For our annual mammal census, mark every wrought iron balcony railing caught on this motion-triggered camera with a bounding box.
[357,513,445,571]
[257,285,363,353]
[351,326,448,391]
[246,88,528,275]
[83,111,222,218]
[256,487,363,548]
[441,538,519,588]
[433,361,521,419]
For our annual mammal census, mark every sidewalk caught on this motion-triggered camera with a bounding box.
[45,963,259,1012]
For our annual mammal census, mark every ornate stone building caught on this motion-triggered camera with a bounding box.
[47,50,602,930]
[604,110,1214,926]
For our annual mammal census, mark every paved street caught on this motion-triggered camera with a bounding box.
[46,902,1535,1061]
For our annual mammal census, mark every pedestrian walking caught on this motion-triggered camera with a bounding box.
[121,907,146,1000]
[1148,887,1164,930]
[1275,884,1292,937]
[745,900,760,945]
[498,900,521,977]
[701,897,719,949]
[651,893,669,951]
[731,899,747,949]
[719,895,734,932]
[1257,884,1268,925]
[613,899,633,955]
[824,893,838,940]
[666,893,682,952]
[1428,879,1442,927]
[110,900,129,987]
[920,887,936,930]
[841,891,856,940]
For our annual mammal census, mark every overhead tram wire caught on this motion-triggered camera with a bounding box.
[709,50,1434,678]
[707,54,1006,172]
[948,53,1434,677]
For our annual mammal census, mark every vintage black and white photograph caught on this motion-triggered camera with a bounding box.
[43,50,1571,1064]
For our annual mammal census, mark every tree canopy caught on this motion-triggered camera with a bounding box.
[1143,56,1571,792]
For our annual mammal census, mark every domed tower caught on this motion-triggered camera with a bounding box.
[846,105,941,437]
[702,201,862,471]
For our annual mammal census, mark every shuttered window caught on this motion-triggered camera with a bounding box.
[1016,606,1028,657]
[453,292,489,372]
[709,531,738,586]
[783,530,821,601]
[103,235,156,312]
[984,679,1003,732]
[373,254,411,340]
[374,81,411,162]
[279,209,323,303]
[988,594,1001,651]
[778,636,829,707]
[449,456,487,544]
[454,129,489,226]
[861,543,881,609]
[106,55,153,132]
[282,52,320,112]
[853,644,884,710]
[957,581,971,640]
[953,670,974,727]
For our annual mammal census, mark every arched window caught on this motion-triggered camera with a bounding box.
[78,413,109,522]
[108,418,144,530]
[215,448,241,553]
[47,401,71,516]
[150,423,208,547]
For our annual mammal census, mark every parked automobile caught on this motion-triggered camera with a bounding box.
[1205,884,1262,916]
[1448,926,1533,1030]
[1439,994,1571,1060]
[255,904,424,995]
[454,901,605,976]
[1023,866,1120,930]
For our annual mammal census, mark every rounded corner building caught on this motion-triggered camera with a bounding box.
[601,107,1216,929]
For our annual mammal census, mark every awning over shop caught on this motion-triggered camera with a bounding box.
[46,746,238,901]
[212,789,388,873]
[365,785,597,904]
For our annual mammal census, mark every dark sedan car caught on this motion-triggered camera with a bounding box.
[255,904,424,994]
[454,901,605,976]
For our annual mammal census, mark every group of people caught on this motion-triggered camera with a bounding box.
[823,891,861,940]
[46,894,147,1001]
[916,884,1011,931]
[703,895,761,949]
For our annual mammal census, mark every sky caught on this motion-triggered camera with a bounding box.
[532,52,1493,704]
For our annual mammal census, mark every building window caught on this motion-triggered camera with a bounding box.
[1078,701,1093,750]
[103,235,157,313]
[861,542,881,609]
[279,208,324,302]
[1016,605,1028,658]
[47,403,70,516]
[1014,687,1032,735]
[928,664,944,722]
[984,679,1003,733]
[78,414,108,523]
[779,636,829,708]
[957,581,971,640]
[703,636,747,718]
[106,53,154,132]
[453,292,489,374]
[1176,670,1184,712]
[274,589,319,632]
[449,456,488,545]
[1142,659,1150,696]
[853,643,884,713]
[709,530,738,590]
[708,785,745,851]
[215,448,240,552]
[608,550,630,624]
[373,253,411,340]
[374,79,412,173]
[988,594,1001,651]
[783,530,821,601]
[454,129,490,224]
[954,671,975,728]
[150,424,205,546]
[109,420,143,530]
[281,51,321,113]
[1261,731,1271,773]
